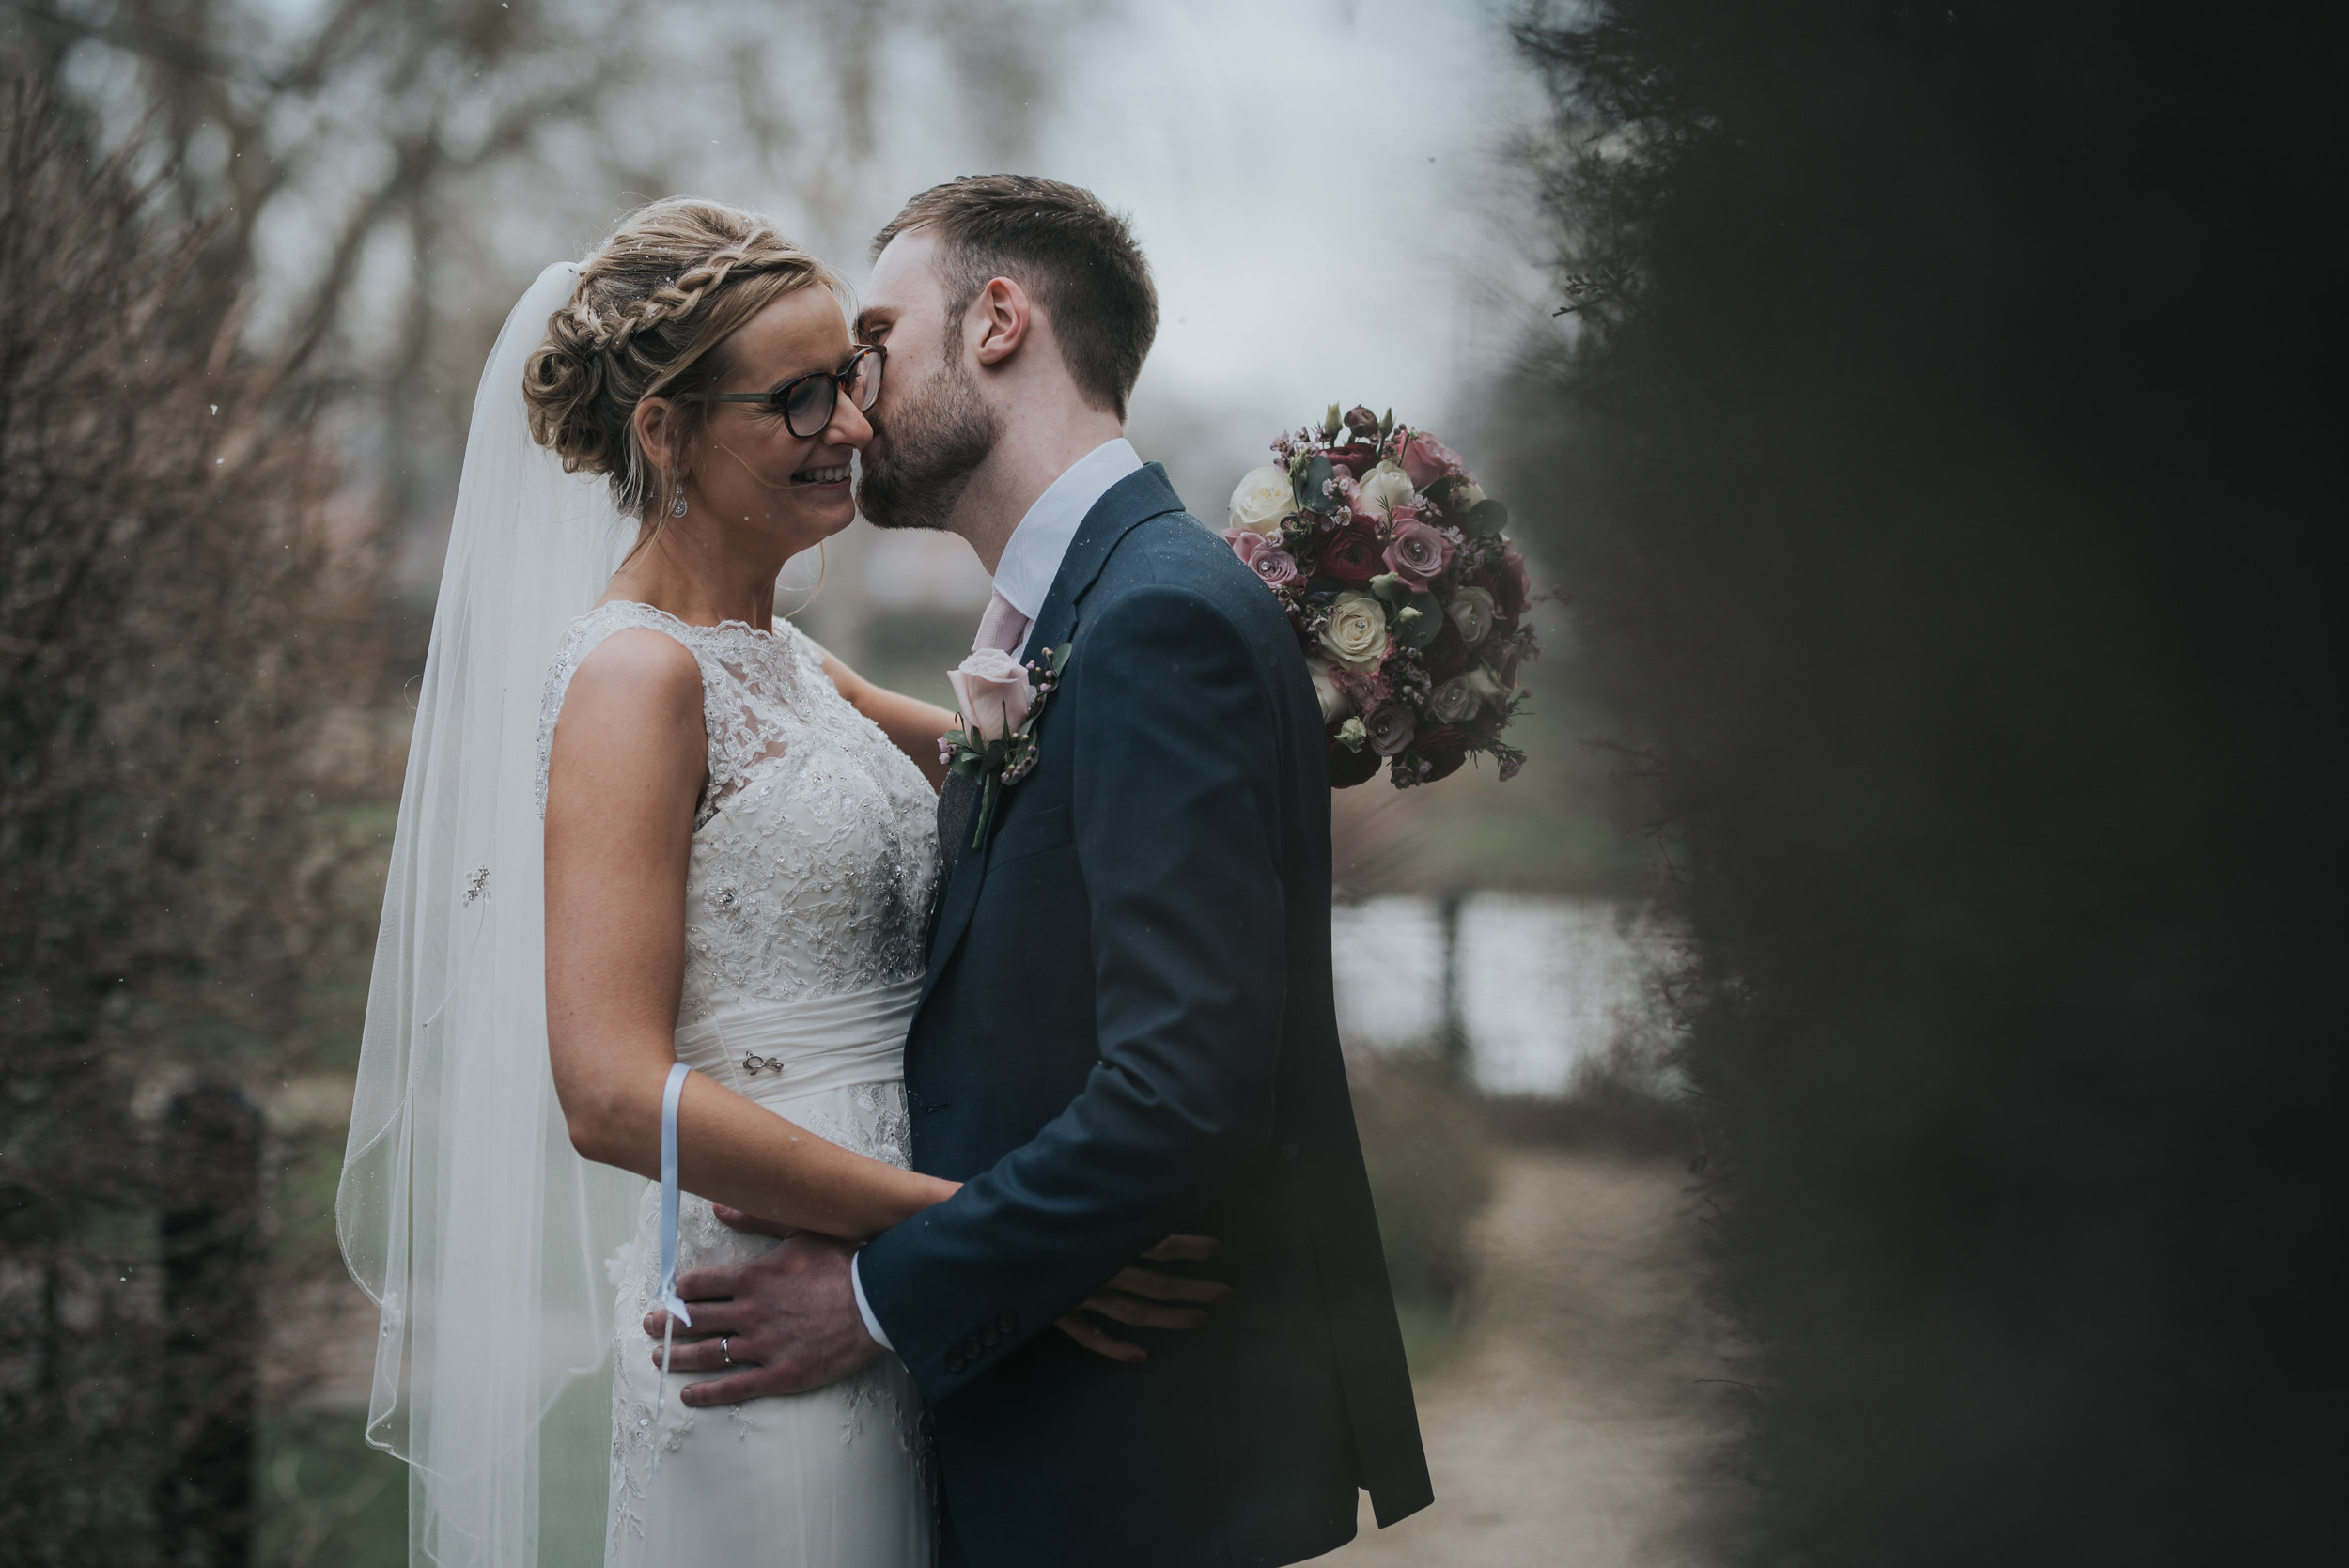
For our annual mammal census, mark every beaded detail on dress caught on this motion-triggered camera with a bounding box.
[536,600,940,1010]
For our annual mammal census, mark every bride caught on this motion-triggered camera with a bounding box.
[338,198,1203,1567]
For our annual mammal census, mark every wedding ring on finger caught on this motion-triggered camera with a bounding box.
[719,1337,733,1367]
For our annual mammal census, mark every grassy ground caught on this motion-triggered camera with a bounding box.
[255,1414,407,1568]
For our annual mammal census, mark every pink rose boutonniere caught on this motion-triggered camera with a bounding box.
[940,643,1070,848]
[947,647,1032,742]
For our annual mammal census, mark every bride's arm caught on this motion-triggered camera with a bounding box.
[812,645,955,789]
[543,629,958,1240]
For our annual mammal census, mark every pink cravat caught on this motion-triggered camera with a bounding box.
[973,589,1031,657]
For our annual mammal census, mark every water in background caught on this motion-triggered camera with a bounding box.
[1331,895,1679,1097]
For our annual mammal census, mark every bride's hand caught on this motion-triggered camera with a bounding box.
[1056,1234,1231,1365]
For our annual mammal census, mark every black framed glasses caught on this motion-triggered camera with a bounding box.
[691,343,884,438]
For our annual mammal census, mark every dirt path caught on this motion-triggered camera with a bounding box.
[1319,1147,1743,1567]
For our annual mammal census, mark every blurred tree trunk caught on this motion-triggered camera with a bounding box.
[155,1083,263,1567]
[0,81,384,1560]
[1509,1,2346,1560]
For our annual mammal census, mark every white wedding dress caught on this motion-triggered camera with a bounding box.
[537,599,940,1568]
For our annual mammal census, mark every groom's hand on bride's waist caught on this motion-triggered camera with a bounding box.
[643,1229,881,1405]
[646,1221,1236,1387]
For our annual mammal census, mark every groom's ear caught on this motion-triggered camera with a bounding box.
[970,276,1034,369]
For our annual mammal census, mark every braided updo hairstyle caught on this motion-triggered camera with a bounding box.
[524,197,845,516]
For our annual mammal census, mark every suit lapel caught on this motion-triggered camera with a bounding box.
[914,463,1188,1017]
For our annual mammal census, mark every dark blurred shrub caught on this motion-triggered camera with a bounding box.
[1347,1048,1496,1362]
[1508,1,2343,1560]
[0,82,386,1560]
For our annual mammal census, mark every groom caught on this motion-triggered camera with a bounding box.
[656,176,1431,1565]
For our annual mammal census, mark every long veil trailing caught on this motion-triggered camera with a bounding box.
[338,262,641,1567]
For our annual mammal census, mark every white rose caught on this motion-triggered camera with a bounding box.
[1318,591,1391,670]
[1336,715,1368,751]
[1353,461,1416,520]
[1429,677,1481,723]
[1226,466,1295,536]
[1463,666,1510,707]
[1445,586,1495,646]
[1306,656,1354,724]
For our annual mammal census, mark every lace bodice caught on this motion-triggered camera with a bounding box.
[537,600,940,1013]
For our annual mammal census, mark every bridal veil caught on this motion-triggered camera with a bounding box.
[338,262,639,1567]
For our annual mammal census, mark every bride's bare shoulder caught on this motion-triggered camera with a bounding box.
[568,625,703,707]
[550,628,707,783]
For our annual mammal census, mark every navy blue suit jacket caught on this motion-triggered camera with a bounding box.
[856,465,1432,1566]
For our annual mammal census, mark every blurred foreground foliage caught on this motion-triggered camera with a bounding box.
[1511,0,2345,1560]
[0,82,390,1560]
[1347,1050,1497,1372]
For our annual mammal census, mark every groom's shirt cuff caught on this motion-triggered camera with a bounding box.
[849,1251,894,1352]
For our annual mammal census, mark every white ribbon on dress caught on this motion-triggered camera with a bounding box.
[652,1059,693,1436]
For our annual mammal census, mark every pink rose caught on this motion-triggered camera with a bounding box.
[1364,704,1417,756]
[1250,547,1300,589]
[1384,520,1455,585]
[1397,428,1463,489]
[947,646,1033,742]
[1225,527,1270,568]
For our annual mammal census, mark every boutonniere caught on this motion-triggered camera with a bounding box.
[940,643,1071,849]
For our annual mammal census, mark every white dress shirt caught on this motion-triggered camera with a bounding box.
[987,436,1144,624]
[849,435,1144,1354]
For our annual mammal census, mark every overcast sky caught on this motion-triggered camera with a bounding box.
[746,0,1551,519]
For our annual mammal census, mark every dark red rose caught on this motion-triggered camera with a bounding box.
[1412,722,1470,783]
[1494,548,1532,619]
[1423,619,1468,680]
[1322,441,1382,478]
[1326,735,1383,788]
[1319,525,1384,585]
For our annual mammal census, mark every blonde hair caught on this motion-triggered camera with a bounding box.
[523,197,845,515]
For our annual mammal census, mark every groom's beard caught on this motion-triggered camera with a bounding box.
[857,354,999,532]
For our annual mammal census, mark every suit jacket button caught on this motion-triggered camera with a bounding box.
[996,1312,1017,1333]
[944,1350,967,1374]
[978,1325,1000,1346]
[962,1336,983,1358]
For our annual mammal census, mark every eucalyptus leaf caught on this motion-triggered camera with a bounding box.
[1291,454,1335,515]
[1467,498,1511,538]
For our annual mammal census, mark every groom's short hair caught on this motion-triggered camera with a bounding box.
[874,176,1157,420]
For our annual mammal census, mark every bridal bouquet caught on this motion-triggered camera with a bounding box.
[1224,405,1538,788]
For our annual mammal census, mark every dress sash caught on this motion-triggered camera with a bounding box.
[671,976,921,1107]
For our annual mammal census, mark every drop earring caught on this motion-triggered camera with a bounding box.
[669,474,690,519]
